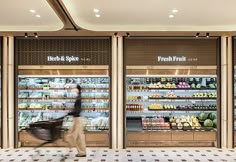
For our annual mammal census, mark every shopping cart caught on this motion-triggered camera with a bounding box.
[28,115,67,148]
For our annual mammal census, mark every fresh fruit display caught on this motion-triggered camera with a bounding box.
[126,76,217,132]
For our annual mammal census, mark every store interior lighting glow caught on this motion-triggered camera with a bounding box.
[34,33,38,38]
[206,33,210,38]
[172,9,178,13]
[196,33,200,38]
[93,9,99,13]
[24,33,28,38]
[35,14,41,18]
[95,14,100,18]
[169,15,174,18]
[29,9,36,13]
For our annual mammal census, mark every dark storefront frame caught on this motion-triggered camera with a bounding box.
[14,36,112,148]
[0,37,2,148]
[233,37,235,147]
[123,36,221,148]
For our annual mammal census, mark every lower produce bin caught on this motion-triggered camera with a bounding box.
[127,131,216,147]
[19,130,109,147]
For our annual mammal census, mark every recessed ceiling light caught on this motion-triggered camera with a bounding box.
[34,33,38,38]
[172,9,178,13]
[35,14,41,18]
[29,9,36,13]
[93,9,99,13]
[95,14,100,18]
[169,14,174,18]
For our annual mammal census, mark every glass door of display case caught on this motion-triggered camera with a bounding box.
[125,69,218,147]
[17,69,111,147]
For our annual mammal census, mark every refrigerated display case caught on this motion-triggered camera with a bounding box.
[126,70,218,147]
[18,75,110,147]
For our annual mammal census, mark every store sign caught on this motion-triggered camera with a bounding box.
[157,56,198,62]
[47,56,79,63]
[125,38,217,66]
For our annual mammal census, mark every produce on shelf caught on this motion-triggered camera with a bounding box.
[29,92,42,98]
[148,82,163,88]
[177,82,190,89]
[127,96,143,101]
[128,85,147,90]
[204,119,214,128]
[164,92,177,98]
[18,103,28,109]
[142,117,169,130]
[169,115,202,130]
[148,103,162,110]
[18,77,110,130]
[209,83,216,89]
[198,112,208,121]
[193,92,217,98]
[149,93,161,98]
[163,104,176,110]
[126,104,143,111]
[18,93,28,98]
[207,112,217,120]
[84,117,109,130]
[164,83,176,89]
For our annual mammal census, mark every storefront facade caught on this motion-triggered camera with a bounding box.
[14,37,112,148]
[0,35,236,149]
[123,37,221,147]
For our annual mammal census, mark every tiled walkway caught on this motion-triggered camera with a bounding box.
[0,147,236,162]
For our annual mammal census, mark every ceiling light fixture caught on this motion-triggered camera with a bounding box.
[35,14,41,18]
[126,32,130,37]
[24,33,28,38]
[95,14,100,18]
[93,9,99,13]
[172,9,178,13]
[206,33,210,38]
[34,33,38,38]
[169,14,174,18]
[29,9,36,13]
[195,33,200,38]
[114,32,117,36]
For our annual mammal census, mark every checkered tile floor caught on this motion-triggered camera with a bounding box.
[0,148,236,162]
